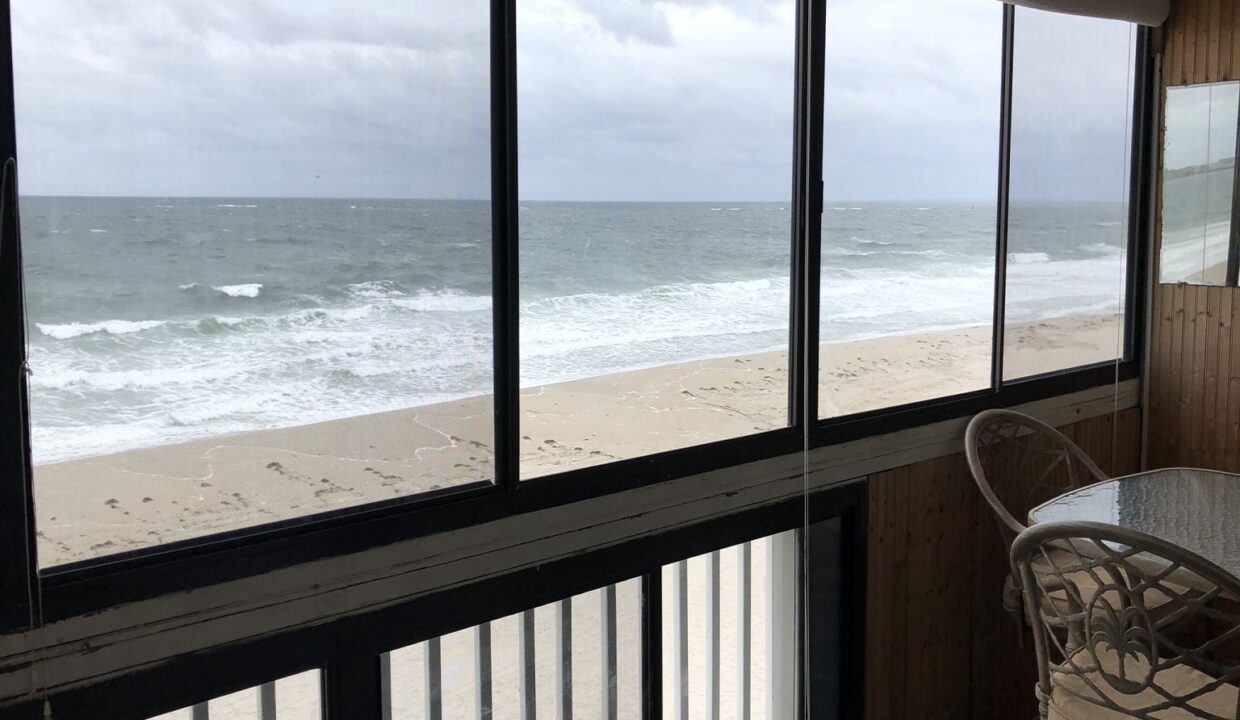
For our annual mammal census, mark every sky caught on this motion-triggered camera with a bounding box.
[12,0,1137,202]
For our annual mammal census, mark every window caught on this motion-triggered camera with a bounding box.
[1003,8,1136,380]
[818,0,1002,417]
[1160,82,1240,286]
[517,0,796,477]
[13,1,494,566]
[0,0,1149,642]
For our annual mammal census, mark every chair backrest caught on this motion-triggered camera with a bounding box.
[1012,521,1240,720]
[965,409,1109,549]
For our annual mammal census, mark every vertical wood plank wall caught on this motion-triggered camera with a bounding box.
[1148,0,1240,470]
[866,408,1142,720]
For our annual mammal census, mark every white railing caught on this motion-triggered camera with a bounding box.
[159,534,796,720]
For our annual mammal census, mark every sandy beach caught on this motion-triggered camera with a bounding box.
[32,314,1121,567]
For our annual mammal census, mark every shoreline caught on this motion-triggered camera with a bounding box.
[33,314,1121,566]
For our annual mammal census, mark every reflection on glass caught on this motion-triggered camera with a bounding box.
[1160,82,1240,285]
[13,1,494,566]
[1003,8,1135,380]
[517,0,795,478]
[382,580,641,719]
[148,670,322,720]
[818,0,1001,418]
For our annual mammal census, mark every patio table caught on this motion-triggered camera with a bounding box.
[1028,467,1240,582]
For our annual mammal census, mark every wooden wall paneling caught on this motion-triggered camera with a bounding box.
[1234,0,1240,78]
[1173,0,1186,84]
[1207,0,1221,81]
[1152,286,1175,463]
[866,464,910,720]
[901,455,974,720]
[1195,0,1205,79]
[1203,288,1222,467]
[1227,289,1240,471]
[1190,283,1210,458]
[1115,407,1143,476]
[1212,287,1233,470]
[1185,0,1197,83]
[1198,287,1213,458]
[1168,284,1187,463]
[1175,286,1195,460]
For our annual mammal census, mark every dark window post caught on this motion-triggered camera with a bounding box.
[0,0,38,635]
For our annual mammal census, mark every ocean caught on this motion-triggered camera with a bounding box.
[19,198,1127,463]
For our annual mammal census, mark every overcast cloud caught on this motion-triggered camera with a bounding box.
[12,0,1135,202]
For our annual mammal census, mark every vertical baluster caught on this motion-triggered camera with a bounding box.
[641,572,662,720]
[600,585,618,720]
[519,609,537,720]
[767,532,797,720]
[476,623,493,720]
[738,542,752,720]
[257,681,277,720]
[556,598,573,720]
[379,653,393,720]
[674,560,689,720]
[191,703,209,720]
[424,638,443,720]
[707,551,721,720]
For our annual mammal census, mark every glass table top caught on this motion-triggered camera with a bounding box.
[1028,467,1240,579]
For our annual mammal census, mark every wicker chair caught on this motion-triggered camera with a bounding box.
[966,409,1111,623]
[1012,521,1240,719]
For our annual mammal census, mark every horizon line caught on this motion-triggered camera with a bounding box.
[18,193,1064,205]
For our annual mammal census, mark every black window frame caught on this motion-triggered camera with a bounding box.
[0,1,1154,632]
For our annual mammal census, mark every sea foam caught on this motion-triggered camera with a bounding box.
[212,283,263,298]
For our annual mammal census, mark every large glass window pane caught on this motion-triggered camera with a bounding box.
[818,0,1002,418]
[1160,82,1240,286]
[1003,8,1135,380]
[14,2,493,566]
[517,0,795,478]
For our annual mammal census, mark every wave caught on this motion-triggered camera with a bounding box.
[1009,252,1051,264]
[1083,242,1124,257]
[392,290,491,313]
[346,280,405,300]
[214,204,258,209]
[213,283,263,298]
[37,319,167,340]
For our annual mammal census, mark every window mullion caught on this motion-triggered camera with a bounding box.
[992,4,1016,391]
[492,0,520,492]
[790,0,827,431]
[0,0,37,636]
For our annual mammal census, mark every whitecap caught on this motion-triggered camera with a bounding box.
[89,228,108,234]
[37,319,166,340]
[1009,252,1051,264]
[212,283,263,298]
[347,281,404,300]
